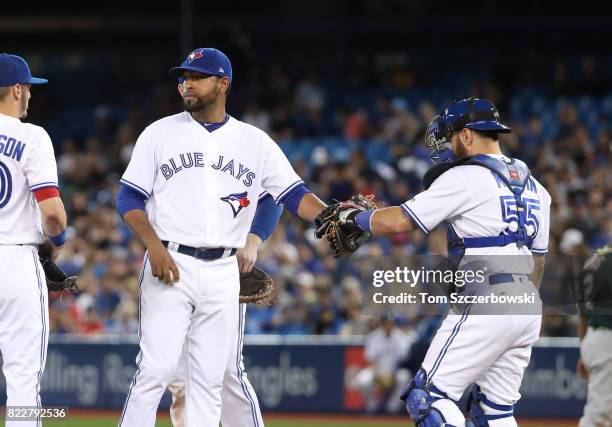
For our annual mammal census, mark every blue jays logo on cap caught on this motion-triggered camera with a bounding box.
[169,48,233,83]
[221,191,250,218]
[188,50,204,63]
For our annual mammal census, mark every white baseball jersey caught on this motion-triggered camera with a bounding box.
[401,154,551,258]
[397,154,549,425]
[0,113,59,245]
[120,112,301,248]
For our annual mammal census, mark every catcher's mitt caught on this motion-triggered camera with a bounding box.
[239,266,274,304]
[314,194,377,257]
[38,243,78,293]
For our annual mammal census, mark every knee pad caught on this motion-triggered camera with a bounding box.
[467,385,514,427]
[400,368,465,427]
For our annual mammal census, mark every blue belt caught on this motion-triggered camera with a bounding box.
[162,241,237,261]
[489,273,529,285]
[463,232,533,248]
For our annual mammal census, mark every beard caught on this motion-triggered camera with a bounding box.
[453,139,469,159]
[182,89,219,113]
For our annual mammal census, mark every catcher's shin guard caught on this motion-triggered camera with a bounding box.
[466,385,514,427]
[399,368,465,427]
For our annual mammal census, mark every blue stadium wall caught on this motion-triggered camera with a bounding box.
[0,336,585,418]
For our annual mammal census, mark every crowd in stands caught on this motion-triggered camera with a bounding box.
[40,52,610,338]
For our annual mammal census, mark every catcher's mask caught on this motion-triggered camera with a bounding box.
[425,114,454,164]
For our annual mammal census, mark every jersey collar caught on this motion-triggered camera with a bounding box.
[193,113,230,133]
[484,153,511,162]
[0,112,20,122]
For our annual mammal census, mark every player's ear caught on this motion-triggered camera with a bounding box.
[463,128,473,146]
[219,77,230,95]
[458,128,466,144]
[177,83,184,96]
[12,84,21,100]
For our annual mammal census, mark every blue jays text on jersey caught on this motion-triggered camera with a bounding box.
[160,152,255,187]
[120,112,302,249]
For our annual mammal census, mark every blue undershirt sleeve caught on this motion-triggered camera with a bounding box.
[278,184,311,216]
[116,183,147,218]
[249,193,283,241]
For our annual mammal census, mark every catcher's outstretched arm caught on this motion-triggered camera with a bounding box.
[365,206,415,236]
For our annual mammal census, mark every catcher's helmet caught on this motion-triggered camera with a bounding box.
[426,97,511,164]
[443,97,511,134]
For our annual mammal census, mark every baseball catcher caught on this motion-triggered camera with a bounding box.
[314,194,377,257]
[312,98,550,427]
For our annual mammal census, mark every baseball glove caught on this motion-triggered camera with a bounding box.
[314,194,377,257]
[38,243,78,293]
[239,266,274,304]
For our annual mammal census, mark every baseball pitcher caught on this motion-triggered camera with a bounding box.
[116,47,334,426]
[169,192,283,427]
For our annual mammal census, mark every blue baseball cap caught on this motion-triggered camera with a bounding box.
[0,54,48,86]
[169,48,232,82]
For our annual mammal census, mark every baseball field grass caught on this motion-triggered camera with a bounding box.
[38,412,579,427]
[40,421,579,427]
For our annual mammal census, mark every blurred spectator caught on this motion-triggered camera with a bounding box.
[242,102,271,133]
[353,314,415,413]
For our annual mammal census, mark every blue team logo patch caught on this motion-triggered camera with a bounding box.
[221,191,250,218]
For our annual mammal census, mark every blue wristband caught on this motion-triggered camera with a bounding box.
[49,230,66,246]
[355,211,374,233]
